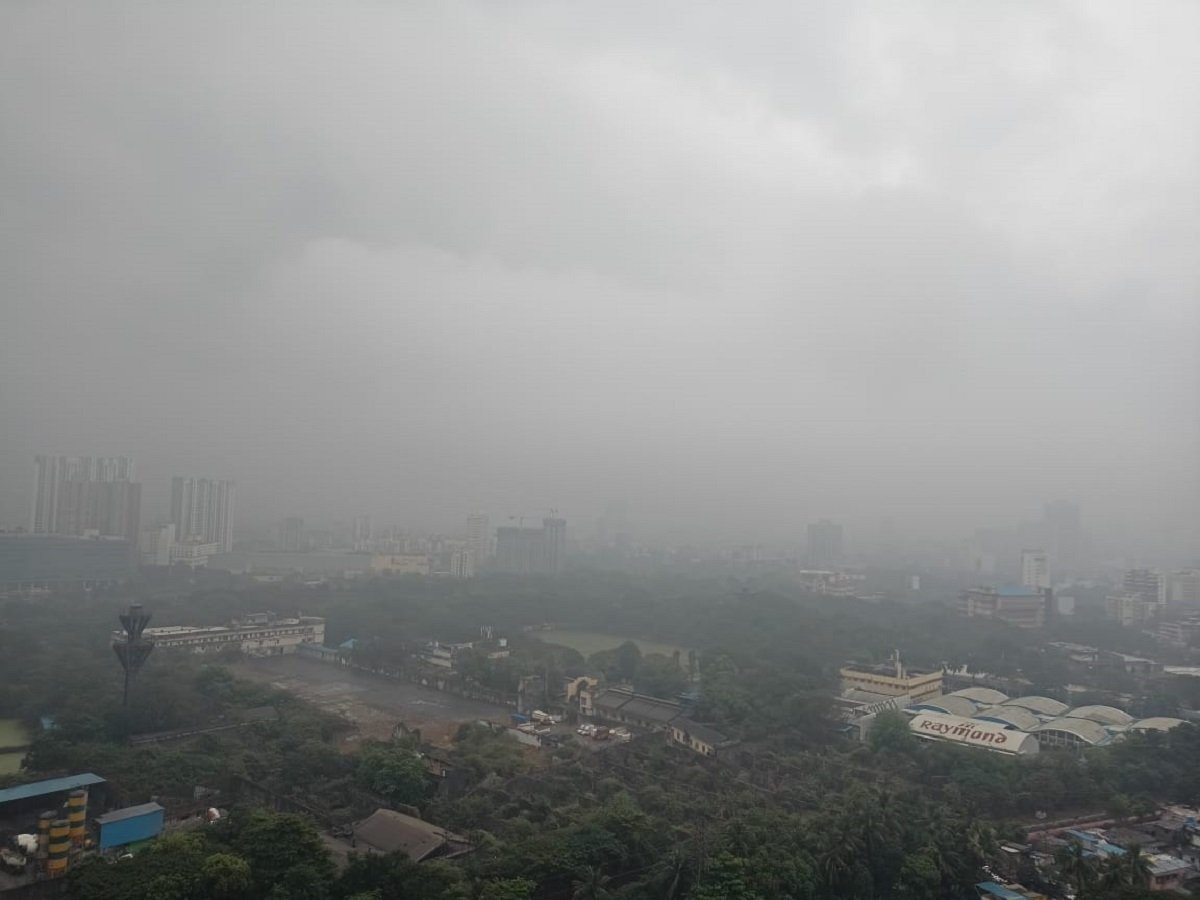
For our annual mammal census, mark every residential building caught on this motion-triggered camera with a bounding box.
[466,513,489,569]
[170,477,235,552]
[1169,569,1200,608]
[542,517,566,573]
[1043,499,1082,574]
[0,534,132,589]
[370,553,431,575]
[1020,549,1050,591]
[139,523,175,567]
[30,455,135,534]
[118,612,325,656]
[169,540,221,568]
[1157,615,1200,647]
[279,517,305,552]
[352,515,373,549]
[669,718,734,756]
[449,548,474,578]
[1108,592,1157,627]
[959,586,1046,629]
[806,519,844,569]
[839,653,943,704]
[1123,569,1166,610]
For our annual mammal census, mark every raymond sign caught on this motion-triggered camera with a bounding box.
[912,714,1010,747]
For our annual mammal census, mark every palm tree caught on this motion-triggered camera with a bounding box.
[1055,841,1097,895]
[572,865,612,900]
[1120,845,1152,889]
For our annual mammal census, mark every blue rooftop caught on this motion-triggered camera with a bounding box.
[976,881,1028,900]
[0,773,105,806]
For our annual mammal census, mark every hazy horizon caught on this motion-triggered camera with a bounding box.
[2,2,1196,552]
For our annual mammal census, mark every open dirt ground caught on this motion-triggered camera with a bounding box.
[233,656,510,747]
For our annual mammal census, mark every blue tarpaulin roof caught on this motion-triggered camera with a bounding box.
[976,882,1028,900]
[0,773,105,806]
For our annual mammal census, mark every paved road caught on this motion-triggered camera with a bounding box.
[234,656,510,743]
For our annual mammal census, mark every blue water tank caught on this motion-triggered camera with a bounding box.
[95,802,165,849]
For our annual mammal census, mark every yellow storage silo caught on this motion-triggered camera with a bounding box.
[47,819,70,875]
[67,790,88,845]
[37,811,55,859]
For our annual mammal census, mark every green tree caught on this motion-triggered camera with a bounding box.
[690,852,764,900]
[572,865,613,900]
[478,877,537,900]
[355,745,430,806]
[868,709,916,756]
[1056,841,1098,896]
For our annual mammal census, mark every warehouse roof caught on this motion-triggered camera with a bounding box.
[1067,705,1134,727]
[1030,717,1110,745]
[95,802,164,825]
[974,706,1043,731]
[912,696,980,718]
[0,773,105,806]
[1001,695,1068,716]
[673,718,730,747]
[1131,717,1185,732]
[948,687,1009,705]
[355,808,468,862]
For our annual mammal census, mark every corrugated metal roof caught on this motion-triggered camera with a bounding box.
[95,802,164,825]
[1002,695,1068,716]
[974,706,1043,731]
[0,773,105,806]
[1067,705,1134,727]
[948,687,1010,705]
[1133,717,1185,732]
[976,881,1029,899]
[912,696,980,718]
[1030,717,1110,745]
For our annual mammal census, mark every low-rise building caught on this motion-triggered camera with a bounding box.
[960,586,1046,629]
[169,539,221,568]
[1107,592,1157,627]
[120,612,325,656]
[839,652,943,704]
[583,686,682,731]
[669,718,734,756]
[371,553,431,576]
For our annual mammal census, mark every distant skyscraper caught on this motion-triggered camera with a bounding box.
[30,455,136,534]
[29,456,140,566]
[352,515,373,549]
[1020,549,1050,591]
[170,477,235,552]
[1170,569,1200,608]
[494,517,567,574]
[806,520,844,569]
[1043,500,1082,574]
[542,517,566,573]
[466,513,489,568]
[279,516,305,552]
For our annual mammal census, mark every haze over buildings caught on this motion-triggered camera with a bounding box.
[0,2,1196,551]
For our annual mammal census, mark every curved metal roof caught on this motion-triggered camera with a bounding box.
[1068,705,1134,727]
[913,696,980,718]
[974,706,1042,731]
[1001,695,1068,716]
[1030,716,1110,745]
[947,687,1009,705]
[1131,717,1185,732]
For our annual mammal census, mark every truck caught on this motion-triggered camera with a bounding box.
[531,710,562,725]
[510,713,531,725]
[593,726,610,741]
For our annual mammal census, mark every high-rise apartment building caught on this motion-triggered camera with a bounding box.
[279,517,305,552]
[29,457,141,567]
[495,517,567,575]
[352,515,373,549]
[542,517,566,574]
[30,455,136,535]
[1122,569,1165,609]
[806,520,844,569]
[1020,549,1050,591]
[170,477,236,553]
[466,513,490,569]
[1043,500,1082,574]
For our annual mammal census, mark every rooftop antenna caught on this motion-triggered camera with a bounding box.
[112,603,155,706]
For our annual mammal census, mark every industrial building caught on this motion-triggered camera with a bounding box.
[95,803,165,850]
[115,612,325,656]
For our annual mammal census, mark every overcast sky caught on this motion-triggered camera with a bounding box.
[1,1,1196,550]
